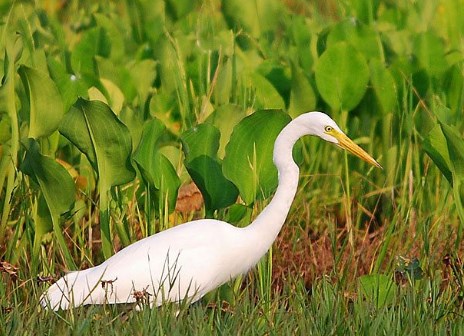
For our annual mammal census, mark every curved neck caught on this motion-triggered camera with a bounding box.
[243,117,309,258]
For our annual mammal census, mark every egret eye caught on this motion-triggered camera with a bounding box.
[324,126,333,132]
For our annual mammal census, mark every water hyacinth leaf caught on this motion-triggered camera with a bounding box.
[127,59,157,104]
[246,72,285,110]
[20,138,75,267]
[59,98,136,186]
[327,19,383,60]
[288,62,316,118]
[369,60,396,114]
[47,57,88,112]
[441,123,464,180]
[315,42,369,112]
[257,60,291,105]
[358,274,397,309]
[59,98,135,258]
[21,139,75,218]
[35,193,53,241]
[133,118,180,214]
[289,16,313,72]
[181,123,238,213]
[205,104,246,158]
[196,5,234,54]
[223,110,291,205]
[222,0,283,38]
[413,32,448,76]
[71,27,111,76]
[423,124,453,184]
[0,115,11,143]
[18,65,64,139]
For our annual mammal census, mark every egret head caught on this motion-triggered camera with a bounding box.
[300,112,382,168]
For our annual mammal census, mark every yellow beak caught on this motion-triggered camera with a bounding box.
[331,131,382,169]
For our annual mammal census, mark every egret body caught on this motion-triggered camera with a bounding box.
[41,112,380,310]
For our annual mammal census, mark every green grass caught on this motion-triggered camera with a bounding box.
[3,274,464,335]
[1,0,464,334]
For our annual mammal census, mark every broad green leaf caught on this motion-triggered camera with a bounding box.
[59,98,136,187]
[127,59,157,104]
[223,110,291,204]
[59,98,135,257]
[289,16,313,72]
[47,57,88,112]
[88,79,125,115]
[327,19,383,60]
[245,72,285,110]
[181,123,238,213]
[257,60,291,105]
[441,123,464,180]
[0,114,11,143]
[205,104,246,158]
[133,119,180,214]
[369,60,396,114]
[20,138,76,267]
[423,124,453,184]
[196,4,233,54]
[93,13,125,62]
[358,274,397,309]
[71,27,111,76]
[315,42,369,112]
[444,65,464,115]
[34,194,53,240]
[222,0,284,38]
[288,62,317,118]
[350,0,380,24]
[18,65,64,139]
[166,0,196,19]
[413,32,448,76]
[21,139,75,216]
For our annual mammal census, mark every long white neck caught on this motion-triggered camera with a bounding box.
[242,116,310,260]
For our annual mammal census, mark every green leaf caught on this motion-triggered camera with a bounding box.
[128,59,157,104]
[257,60,291,105]
[289,16,313,72]
[315,42,369,112]
[18,66,64,139]
[181,123,238,213]
[205,104,246,158]
[222,0,284,38]
[246,72,285,110]
[20,138,76,267]
[369,60,397,114]
[21,139,75,216]
[288,62,317,118]
[71,27,111,76]
[47,57,88,112]
[423,124,453,184]
[358,274,397,309]
[223,110,291,204]
[59,98,135,258]
[213,57,233,105]
[327,19,383,60]
[441,123,464,180]
[133,119,181,214]
[59,98,136,187]
[413,32,448,76]
[0,114,11,143]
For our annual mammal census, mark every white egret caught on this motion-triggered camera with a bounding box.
[40,112,380,311]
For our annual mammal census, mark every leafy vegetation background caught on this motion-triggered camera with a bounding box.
[1,0,464,333]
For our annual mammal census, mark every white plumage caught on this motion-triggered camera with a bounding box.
[41,112,380,310]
